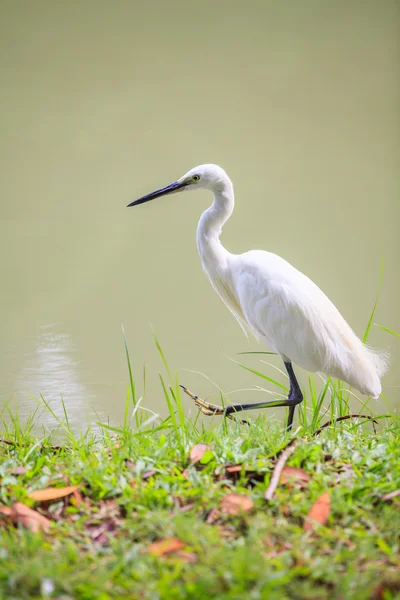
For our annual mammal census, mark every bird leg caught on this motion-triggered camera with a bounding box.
[180,362,303,431]
[284,362,303,430]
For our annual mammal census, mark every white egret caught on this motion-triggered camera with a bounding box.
[128,164,388,430]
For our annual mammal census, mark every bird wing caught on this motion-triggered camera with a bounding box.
[203,265,254,339]
[229,250,352,372]
[227,250,386,397]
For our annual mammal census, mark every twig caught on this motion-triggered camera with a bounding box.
[382,489,400,501]
[313,414,379,436]
[0,438,19,447]
[265,439,298,501]
[0,438,66,451]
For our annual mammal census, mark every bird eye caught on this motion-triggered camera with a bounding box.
[192,175,200,182]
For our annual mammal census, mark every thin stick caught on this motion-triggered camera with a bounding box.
[265,439,298,501]
[0,438,19,447]
[0,438,66,451]
[382,489,400,501]
[313,414,378,437]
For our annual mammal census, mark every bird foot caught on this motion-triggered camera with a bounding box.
[179,385,248,424]
[179,385,224,415]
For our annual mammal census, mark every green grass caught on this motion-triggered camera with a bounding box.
[0,309,399,599]
[0,355,399,599]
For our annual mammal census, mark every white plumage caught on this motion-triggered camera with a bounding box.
[129,163,388,428]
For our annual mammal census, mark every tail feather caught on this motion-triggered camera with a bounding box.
[322,319,390,399]
[361,345,390,398]
[334,343,389,399]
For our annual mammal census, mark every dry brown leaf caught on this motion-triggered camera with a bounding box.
[1,502,51,533]
[0,507,12,517]
[372,579,400,600]
[28,485,80,502]
[86,519,119,545]
[304,492,330,530]
[8,466,27,476]
[217,523,237,541]
[382,489,400,501]
[280,466,311,486]
[142,469,157,479]
[225,465,242,474]
[71,489,83,507]
[147,537,185,556]
[173,550,198,563]
[221,493,253,515]
[179,503,196,513]
[189,443,210,464]
[206,507,221,524]
[96,499,120,520]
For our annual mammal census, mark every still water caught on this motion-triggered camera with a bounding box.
[1,1,399,430]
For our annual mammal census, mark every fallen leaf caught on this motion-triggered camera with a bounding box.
[189,443,211,464]
[1,502,51,533]
[372,580,400,600]
[217,524,237,541]
[304,492,330,530]
[179,503,196,513]
[142,469,157,479]
[280,466,311,486]
[206,507,221,524]
[87,520,118,545]
[0,507,12,516]
[173,550,197,563]
[147,537,185,556]
[382,489,400,501]
[28,485,80,502]
[95,499,120,520]
[225,465,242,474]
[217,464,265,486]
[71,489,83,507]
[8,466,27,476]
[372,583,386,600]
[221,493,253,515]
[171,495,196,513]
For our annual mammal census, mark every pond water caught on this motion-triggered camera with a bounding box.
[1,1,399,430]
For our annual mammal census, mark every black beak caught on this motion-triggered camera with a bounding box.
[127,180,187,208]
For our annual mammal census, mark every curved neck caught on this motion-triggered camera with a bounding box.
[196,185,234,268]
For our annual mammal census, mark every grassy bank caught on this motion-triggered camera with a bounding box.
[1,319,399,599]
[0,389,399,599]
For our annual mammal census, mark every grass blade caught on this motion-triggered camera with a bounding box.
[374,324,400,338]
[237,351,277,356]
[232,359,289,392]
[363,257,384,343]
[121,323,138,429]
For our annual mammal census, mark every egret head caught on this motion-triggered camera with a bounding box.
[127,164,230,208]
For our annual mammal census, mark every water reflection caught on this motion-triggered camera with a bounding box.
[0,1,398,426]
[15,324,97,430]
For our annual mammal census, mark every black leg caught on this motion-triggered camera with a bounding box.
[180,361,303,431]
[284,362,303,431]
